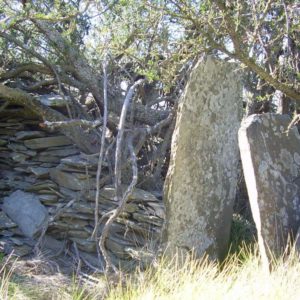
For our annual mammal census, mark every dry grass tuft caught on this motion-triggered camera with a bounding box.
[2,244,300,299]
[105,245,300,300]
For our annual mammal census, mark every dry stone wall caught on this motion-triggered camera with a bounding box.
[0,102,164,269]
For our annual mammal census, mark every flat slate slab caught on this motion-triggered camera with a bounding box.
[239,113,300,264]
[15,131,46,140]
[3,190,49,238]
[50,168,95,191]
[24,136,72,149]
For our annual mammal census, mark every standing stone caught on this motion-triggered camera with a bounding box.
[239,113,300,265]
[162,56,242,260]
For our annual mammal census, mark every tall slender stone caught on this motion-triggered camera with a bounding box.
[239,113,300,266]
[162,56,242,259]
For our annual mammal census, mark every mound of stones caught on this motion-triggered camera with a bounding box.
[0,101,164,269]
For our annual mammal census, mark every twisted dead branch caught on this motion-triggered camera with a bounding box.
[92,59,108,239]
[99,79,143,273]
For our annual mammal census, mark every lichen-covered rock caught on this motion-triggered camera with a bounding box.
[163,56,242,260]
[239,113,300,264]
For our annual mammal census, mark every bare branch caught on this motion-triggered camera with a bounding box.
[92,59,109,239]
[99,79,144,272]
[24,79,57,91]
[0,63,51,80]
[43,119,102,130]
[99,135,138,273]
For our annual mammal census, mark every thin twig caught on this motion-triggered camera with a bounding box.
[99,79,144,273]
[100,135,138,273]
[286,114,300,135]
[92,58,109,239]
[72,242,82,276]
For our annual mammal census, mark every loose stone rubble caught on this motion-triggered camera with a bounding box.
[0,101,164,270]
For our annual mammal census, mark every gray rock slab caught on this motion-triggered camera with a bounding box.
[28,167,50,178]
[40,235,64,254]
[11,152,29,163]
[24,136,72,149]
[25,180,58,192]
[162,56,242,260]
[7,143,27,152]
[38,147,79,158]
[98,185,158,202]
[69,238,96,252]
[32,155,61,163]
[50,168,95,191]
[239,113,300,263]
[3,190,49,237]
[0,211,17,229]
[38,194,58,204]
[60,154,107,169]
[15,130,46,140]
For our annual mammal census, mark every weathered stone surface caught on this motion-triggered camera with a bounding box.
[50,168,95,191]
[162,56,242,260]
[0,212,17,229]
[24,136,72,149]
[70,238,96,252]
[11,152,29,163]
[99,185,158,203]
[2,241,33,257]
[60,154,103,169]
[38,147,79,158]
[28,167,50,178]
[7,143,27,152]
[239,113,300,263]
[25,180,58,192]
[3,190,49,237]
[38,194,58,204]
[15,130,46,140]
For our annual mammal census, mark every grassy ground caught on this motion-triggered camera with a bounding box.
[1,216,300,299]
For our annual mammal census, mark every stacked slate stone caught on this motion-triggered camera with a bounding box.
[0,100,165,269]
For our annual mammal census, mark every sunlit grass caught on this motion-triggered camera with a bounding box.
[1,245,300,299]
[106,245,300,300]
[1,214,300,300]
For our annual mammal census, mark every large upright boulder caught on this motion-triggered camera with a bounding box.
[162,56,242,259]
[239,114,300,265]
